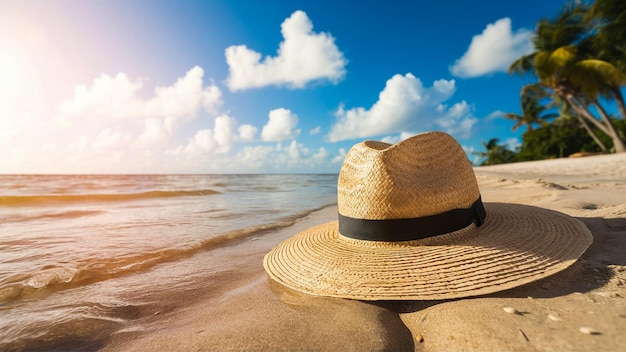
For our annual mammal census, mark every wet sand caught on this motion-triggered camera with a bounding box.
[102,153,626,352]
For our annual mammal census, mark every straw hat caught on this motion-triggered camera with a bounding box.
[263,131,592,300]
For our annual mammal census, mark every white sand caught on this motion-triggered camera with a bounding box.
[102,153,626,352]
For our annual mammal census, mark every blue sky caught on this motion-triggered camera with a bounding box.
[0,0,571,173]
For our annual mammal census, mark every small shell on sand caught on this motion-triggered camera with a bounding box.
[579,327,599,335]
[548,314,563,321]
[503,307,518,314]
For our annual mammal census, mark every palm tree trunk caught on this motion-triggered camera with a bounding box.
[576,115,608,152]
[611,86,626,120]
[592,100,626,153]
[564,96,612,135]
[564,96,626,153]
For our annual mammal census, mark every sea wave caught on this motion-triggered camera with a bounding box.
[3,210,103,223]
[0,189,221,206]
[0,204,334,304]
[0,300,131,351]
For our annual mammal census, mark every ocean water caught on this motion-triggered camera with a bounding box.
[0,174,337,351]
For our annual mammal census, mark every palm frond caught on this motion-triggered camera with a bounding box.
[508,54,536,76]
[549,45,578,68]
[576,59,626,86]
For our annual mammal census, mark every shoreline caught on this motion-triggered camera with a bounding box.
[475,153,626,182]
[100,155,626,352]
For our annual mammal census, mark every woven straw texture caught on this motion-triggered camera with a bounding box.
[264,203,592,300]
[263,131,593,300]
[338,132,479,219]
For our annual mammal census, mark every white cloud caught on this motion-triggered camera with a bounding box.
[462,145,482,165]
[332,148,347,164]
[185,137,345,174]
[136,117,172,146]
[181,129,219,155]
[326,73,476,142]
[287,140,301,159]
[91,128,131,154]
[234,145,275,169]
[175,114,237,156]
[49,66,224,164]
[59,66,223,123]
[209,141,335,173]
[238,124,258,141]
[486,110,506,121]
[1,65,251,173]
[143,66,222,119]
[279,141,330,169]
[214,114,236,148]
[309,126,321,135]
[380,132,415,145]
[58,72,143,121]
[225,10,347,91]
[435,101,477,138]
[450,18,532,78]
[312,147,328,161]
[261,108,301,141]
[503,137,521,151]
[170,111,313,169]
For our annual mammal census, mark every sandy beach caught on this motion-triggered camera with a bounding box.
[100,153,626,352]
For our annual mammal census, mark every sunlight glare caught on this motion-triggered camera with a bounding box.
[0,42,24,103]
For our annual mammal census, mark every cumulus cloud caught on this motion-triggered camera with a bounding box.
[56,66,224,153]
[58,72,143,121]
[287,140,301,159]
[312,147,329,161]
[170,108,317,171]
[225,140,336,172]
[238,124,258,141]
[450,18,533,78]
[136,117,173,146]
[233,145,275,169]
[175,114,237,156]
[225,10,347,91]
[309,126,321,135]
[326,73,476,142]
[434,101,477,138]
[59,66,222,122]
[91,128,131,154]
[261,108,301,141]
[380,132,415,145]
[143,66,222,119]
[172,139,337,173]
[331,148,347,164]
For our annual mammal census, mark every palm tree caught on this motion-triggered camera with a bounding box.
[557,101,608,152]
[585,0,626,72]
[474,138,516,166]
[551,46,626,152]
[519,83,610,152]
[509,3,587,76]
[509,2,626,152]
[584,0,626,120]
[503,84,558,132]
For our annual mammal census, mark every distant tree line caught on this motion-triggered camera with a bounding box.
[475,0,626,165]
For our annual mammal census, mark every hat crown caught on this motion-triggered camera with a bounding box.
[337,131,480,220]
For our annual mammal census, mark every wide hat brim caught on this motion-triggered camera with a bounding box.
[263,203,592,301]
